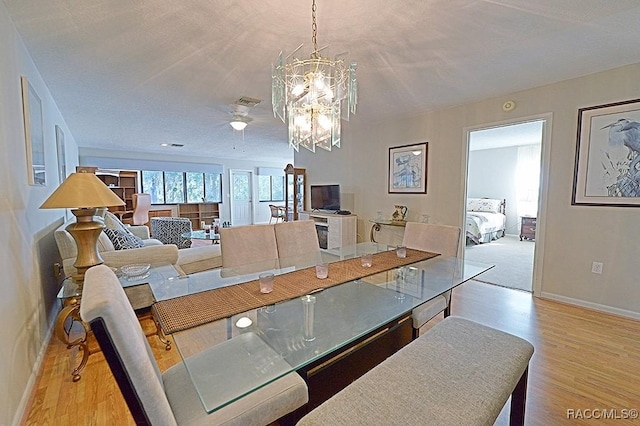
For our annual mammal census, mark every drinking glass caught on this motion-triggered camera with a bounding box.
[258,272,274,293]
[315,262,329,279]
[361,253,373,267]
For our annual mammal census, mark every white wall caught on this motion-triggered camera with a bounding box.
[467,146,519,234]
[0,3,79,423]
[298,62,640,319]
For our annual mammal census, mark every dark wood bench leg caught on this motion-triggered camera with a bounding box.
[509,366,529,426]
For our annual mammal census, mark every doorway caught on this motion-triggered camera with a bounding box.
[229,169,253,226]
[463,118,547,293]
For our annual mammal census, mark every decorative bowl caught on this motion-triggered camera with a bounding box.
[120,263,151,278]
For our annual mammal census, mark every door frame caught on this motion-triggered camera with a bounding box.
[462,112,553,297]
[229,169,254,226]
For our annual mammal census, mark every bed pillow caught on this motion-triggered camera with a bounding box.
[467,198,502,213]
[104,228,145,250]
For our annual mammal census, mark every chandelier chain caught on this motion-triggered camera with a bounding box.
[311,0,318,54]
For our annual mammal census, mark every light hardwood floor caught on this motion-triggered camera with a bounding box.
[22,281,640,425]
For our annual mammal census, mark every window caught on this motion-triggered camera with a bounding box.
[164,172,184,204]
[258,175,285,202]
[204,173,222,202]
[141,171,222,204]
[141,170,165,204]
[186,172,204,203]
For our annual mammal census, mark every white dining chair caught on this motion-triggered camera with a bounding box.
[219,224,279,271]
[80,264,308,425]
[274,220,321,268]
[401,222,462,339]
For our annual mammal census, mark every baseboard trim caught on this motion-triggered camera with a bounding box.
[540,292,640,321]
[13,320,55,426]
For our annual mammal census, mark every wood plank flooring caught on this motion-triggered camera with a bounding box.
[22,281,640,425]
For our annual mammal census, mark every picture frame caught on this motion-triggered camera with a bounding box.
[21,76,46,186]
[572,98,640,206]
[55,125,66,184]
[388,142,428,194]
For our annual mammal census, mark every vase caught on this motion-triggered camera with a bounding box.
[391,205,408,222]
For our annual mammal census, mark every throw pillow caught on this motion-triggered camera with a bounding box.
[104,211,132,234]
[104,228,145,250]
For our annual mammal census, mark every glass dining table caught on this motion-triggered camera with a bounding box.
[146,243,494,415]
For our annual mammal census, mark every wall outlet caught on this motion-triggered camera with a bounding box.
[591,261,603,274]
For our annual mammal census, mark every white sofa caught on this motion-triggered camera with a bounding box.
[55,212,222,277]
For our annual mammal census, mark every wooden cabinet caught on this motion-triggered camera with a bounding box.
[284,164,306,221]
[178,203,220,230]
[95,170,138,215]
[299,211,357,249]
[520,216,536,241]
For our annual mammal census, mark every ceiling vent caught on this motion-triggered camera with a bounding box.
[236,97,262,108]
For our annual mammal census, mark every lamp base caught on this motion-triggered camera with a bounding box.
[67,208,105,288]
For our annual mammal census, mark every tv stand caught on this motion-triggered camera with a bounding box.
[299,211,357,249]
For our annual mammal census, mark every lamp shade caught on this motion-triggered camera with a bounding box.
[40,172,126,209]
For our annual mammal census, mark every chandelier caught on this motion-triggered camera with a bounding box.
[272,0,357,152]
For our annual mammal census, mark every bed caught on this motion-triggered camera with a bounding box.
[466,198,506,244]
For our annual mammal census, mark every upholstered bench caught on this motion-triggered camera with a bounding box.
[297,316,534,426]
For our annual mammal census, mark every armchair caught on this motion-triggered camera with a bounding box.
[150,217,192,249]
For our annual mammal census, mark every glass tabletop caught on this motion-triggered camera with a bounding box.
[149,242,394,302]
[182,230,220,241]
[167,256,493,413]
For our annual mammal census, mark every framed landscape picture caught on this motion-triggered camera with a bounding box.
[572,98,640,206]
[388,142,428,194]
[21,76,46,186]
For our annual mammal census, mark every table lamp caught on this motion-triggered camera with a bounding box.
[40,171,125,287]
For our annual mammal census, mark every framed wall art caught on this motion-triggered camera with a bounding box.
[388,142,428,194]
[21,76,46,186]
[572,98,640,206]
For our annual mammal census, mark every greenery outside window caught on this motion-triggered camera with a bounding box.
[258,175,285,202]
[142,171,222,204]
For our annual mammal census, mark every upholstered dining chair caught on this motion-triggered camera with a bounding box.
[219,224,279,271]
[274,220,321,268]
[401,222,462,339]
[130,193,151,226]
[268,205,286,224]
[80,265,308,426]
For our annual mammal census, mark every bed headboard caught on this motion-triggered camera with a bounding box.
[466,198,506,215]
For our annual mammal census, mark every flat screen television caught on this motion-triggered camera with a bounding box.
[310,184,341,211]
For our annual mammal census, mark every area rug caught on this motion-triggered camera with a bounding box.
[464,234,534,292]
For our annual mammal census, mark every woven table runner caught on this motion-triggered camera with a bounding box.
[154,249,438,334]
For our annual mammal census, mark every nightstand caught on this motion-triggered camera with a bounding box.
[520,216,536,241]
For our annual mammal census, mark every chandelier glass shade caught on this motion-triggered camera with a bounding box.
[272,0,357,153]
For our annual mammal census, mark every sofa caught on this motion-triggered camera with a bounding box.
[55,211,222,277]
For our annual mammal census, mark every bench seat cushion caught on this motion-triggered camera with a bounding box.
[298,316,534,426]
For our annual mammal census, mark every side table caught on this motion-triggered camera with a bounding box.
[54,264,179,382]
[55,278,92,382]
[520,216,537,241]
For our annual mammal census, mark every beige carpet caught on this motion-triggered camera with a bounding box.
[464,234,534,292]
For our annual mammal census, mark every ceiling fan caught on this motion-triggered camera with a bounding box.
[229,97,261,131]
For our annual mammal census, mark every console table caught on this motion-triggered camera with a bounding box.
[369,219,407,243]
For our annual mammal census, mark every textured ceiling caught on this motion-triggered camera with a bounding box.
[5,0,640,163]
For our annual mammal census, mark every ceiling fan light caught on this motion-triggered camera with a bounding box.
[230,120,247,131]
